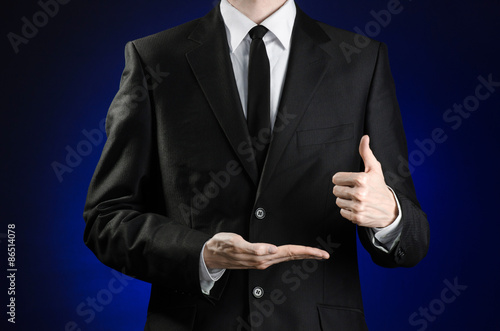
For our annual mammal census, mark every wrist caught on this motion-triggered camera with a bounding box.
[203,241,214,269]
[382,187,398,227]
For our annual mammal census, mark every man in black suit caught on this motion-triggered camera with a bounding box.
[84,0,429,330]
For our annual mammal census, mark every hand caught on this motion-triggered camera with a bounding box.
[203,232,330,270]
[332,135,397,228]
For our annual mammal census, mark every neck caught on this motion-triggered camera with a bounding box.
[227,0,287,24]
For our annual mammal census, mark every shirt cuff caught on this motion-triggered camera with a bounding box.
[199,242,226,295]
[370,186,403,253]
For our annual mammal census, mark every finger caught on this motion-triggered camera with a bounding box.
[260,254,327,269]
[335,197,355,211]
[333,172,369,188]
[339,208,357,224]
[276,245,330,260]
[223,245,329,270]
[332,185,355,200]
[359,135,381,173]
[332,172,357,186]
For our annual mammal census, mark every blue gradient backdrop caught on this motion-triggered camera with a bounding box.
[2,0,499,330]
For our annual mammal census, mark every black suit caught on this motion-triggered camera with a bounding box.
[84,5,429,331]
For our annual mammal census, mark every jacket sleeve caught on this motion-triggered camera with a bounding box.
[83,41,211,293]
[357,42,430,268]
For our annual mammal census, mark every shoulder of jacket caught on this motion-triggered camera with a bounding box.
[316,21,382,49]
[127,17,203,58]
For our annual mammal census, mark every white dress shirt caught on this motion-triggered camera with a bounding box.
[199,0,402,295]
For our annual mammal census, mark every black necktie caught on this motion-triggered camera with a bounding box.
[247,25,271,173]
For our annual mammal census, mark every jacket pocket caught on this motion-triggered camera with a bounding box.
[317,304,369,331]
[297,123,353,147]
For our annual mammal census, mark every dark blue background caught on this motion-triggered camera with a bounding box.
[2,0,499,330]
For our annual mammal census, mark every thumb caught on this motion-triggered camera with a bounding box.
[359,135,381,173]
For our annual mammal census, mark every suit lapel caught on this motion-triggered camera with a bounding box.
[257,8,333,196]
[186,6,333,191]
[186,7,259,186]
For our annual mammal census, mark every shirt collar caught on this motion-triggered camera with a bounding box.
[220,0,296,52]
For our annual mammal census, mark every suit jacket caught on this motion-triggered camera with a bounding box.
[83,4,429,331]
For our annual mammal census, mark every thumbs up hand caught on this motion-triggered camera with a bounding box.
[332,135,398,228]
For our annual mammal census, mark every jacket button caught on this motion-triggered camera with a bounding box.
[397,248,406,258]
[255,208,266,220]
[252,286,264,299]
